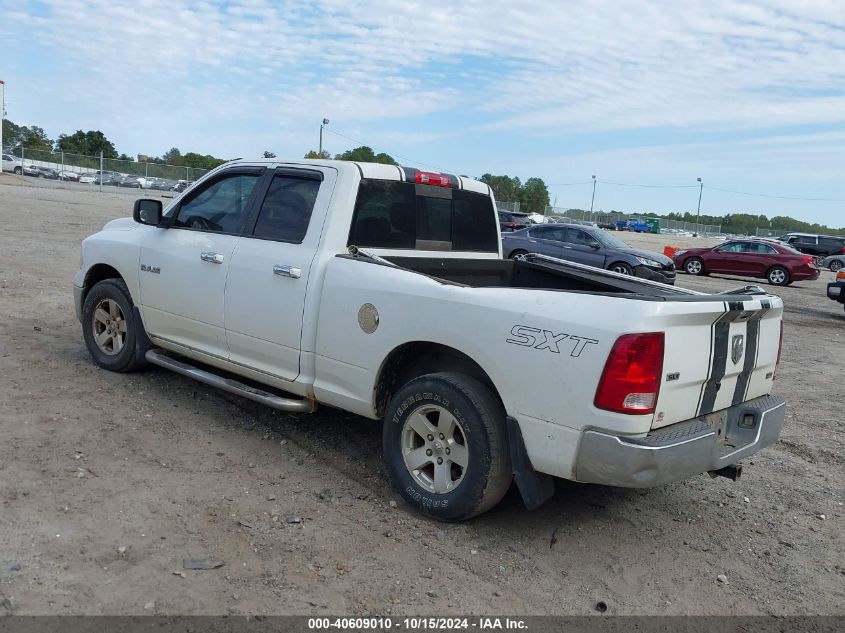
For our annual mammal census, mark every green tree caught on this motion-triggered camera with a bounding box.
[161,147,183,165]
[334,145,397,165]
[3,120,54,152]
[304,149,331,159]
[479,174,522,203]
[262,150,276,158]
[182,152,226,170]
[519,177,550,213]
[56,130,117,158]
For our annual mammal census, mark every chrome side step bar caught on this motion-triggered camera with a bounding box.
[145,350,317,414]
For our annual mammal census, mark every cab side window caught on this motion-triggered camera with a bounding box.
[173,173,261,233]
[252,175,321,243]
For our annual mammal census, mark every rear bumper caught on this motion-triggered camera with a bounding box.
[574,394,785,488]
[794,268,820,281]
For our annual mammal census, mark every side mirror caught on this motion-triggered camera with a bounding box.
[133,199,163,226]
[588,241,601,249]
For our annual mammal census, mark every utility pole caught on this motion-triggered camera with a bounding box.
[695,177,703,236]
[590,175,597,219]
[0,80,5,159]
[319,118,329,156]
[99,151,104,193]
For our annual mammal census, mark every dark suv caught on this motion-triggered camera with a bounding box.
[778,233,845,258]
[498,211,532,232]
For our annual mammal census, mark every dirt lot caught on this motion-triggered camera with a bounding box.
[0,174,842,616]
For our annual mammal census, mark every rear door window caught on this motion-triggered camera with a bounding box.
[251,173,321,243]
[349,180,498,252]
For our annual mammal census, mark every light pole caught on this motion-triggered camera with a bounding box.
[589,175,597,221]
[695,177,703,236]
[319,118,329,156]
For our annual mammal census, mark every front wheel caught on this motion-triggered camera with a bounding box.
[830,260,843,273]
[82,279,148,372]
[609,261,634,275]
[509,249,528,261]
[767,265,790,286]
[684,257,705,275]
[383,372,512,521]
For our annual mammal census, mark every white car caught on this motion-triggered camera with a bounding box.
[2,153,22,174]
[74,158,786,520]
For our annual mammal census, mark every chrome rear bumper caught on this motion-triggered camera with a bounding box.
[574,394,785,487]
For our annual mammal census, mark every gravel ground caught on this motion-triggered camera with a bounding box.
[0,174,842,616]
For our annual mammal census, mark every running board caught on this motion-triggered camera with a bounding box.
[145,350,316,414]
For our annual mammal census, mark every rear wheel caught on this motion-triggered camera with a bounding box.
[684,257,704,275]
[830,260,843,273]
[383,372,512,521]
[509,249,528,261]
[767,265,790,286]
[13,166,21,175]
[609,262,634,275]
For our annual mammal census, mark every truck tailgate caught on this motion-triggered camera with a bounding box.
[653,297,782,429]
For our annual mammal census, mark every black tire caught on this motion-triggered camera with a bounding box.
[684,257,705,275]
[383,372,512,521]
[509,249,528,261]
[82,279,148,372]
[608,261,634,275]
[13,166,21,175]
[831,260,844,273]
[766,265,790,286]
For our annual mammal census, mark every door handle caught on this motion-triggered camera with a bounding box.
[273,264,301,279]
[200,252,225,264]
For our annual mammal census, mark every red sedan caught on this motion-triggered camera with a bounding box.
[673,239,819,286]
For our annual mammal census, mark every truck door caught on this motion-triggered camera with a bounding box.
[224,167,336,381]
[138,168,265,359]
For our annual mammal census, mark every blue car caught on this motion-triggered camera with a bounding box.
[502,223,675,284]
[614,218,652,232]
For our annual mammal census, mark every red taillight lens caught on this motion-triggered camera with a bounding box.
[415,171,451,187]
[802,256,814,265]
[594,332,665,414]
[840,247,845,254]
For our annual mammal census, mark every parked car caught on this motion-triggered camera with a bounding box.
[502,223,676,284]
[826,269,845,313]
[2,153,21,173]
[149,178,177,191]
[821,254,845,272]
[74,159,785,520]
[33,166,59,179]
[777,233,845,259]
[673,239,820,286]
[119,175,151,188]
[498,210,531,232]
[79,170,122,186]
[58,170,80,182]
[614,218,651,232]
[170,179,190,192]
[22,164,40,177]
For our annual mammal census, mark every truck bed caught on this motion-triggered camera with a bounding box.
[384,255,761,302]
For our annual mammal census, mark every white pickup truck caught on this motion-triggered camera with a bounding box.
[74,159,786,520]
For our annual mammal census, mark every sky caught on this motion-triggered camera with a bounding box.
[2,0,845,226]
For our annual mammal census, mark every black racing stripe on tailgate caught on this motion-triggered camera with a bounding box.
[733,299,772,404]
[698,301,745,416]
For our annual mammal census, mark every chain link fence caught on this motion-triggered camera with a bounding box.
[7,146,212,187]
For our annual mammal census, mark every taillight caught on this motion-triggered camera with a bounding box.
[802,256,814,266]
[837,271,845,282]
[594,333,665,414]
[415,171,451,187]
[840,247,845,254]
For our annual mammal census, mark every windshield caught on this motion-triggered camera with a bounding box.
[593,228,631,249]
